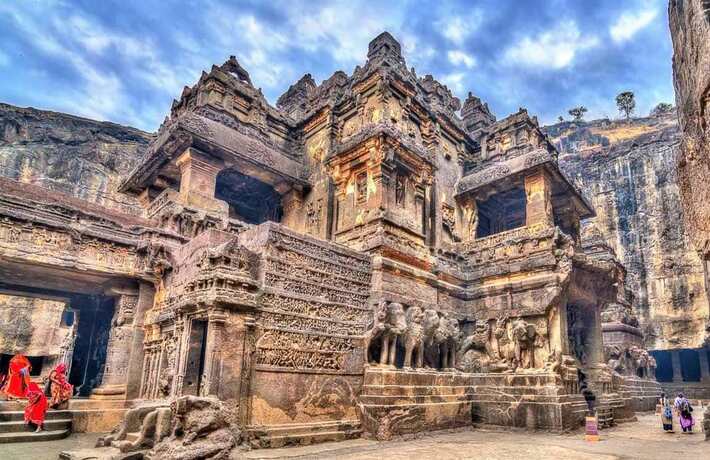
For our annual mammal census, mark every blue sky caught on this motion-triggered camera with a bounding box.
[0,0,675,132]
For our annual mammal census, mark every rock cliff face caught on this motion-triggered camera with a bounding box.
[0,103,151,213]
[669,0,710,347]
[546,114,709,350]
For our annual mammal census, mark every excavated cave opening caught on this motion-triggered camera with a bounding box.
[476,186,526,238]
[215,169,283,225]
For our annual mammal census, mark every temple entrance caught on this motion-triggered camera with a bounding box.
[0,288,114,397]
[182,319,208,396]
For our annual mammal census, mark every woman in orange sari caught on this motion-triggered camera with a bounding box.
[48,363,73,408]
[24,382,47,432]
[2,354,31,399]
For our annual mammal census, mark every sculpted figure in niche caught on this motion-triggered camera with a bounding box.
[395,173,406,207]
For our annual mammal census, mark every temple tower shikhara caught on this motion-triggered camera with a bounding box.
[0,32,661,451]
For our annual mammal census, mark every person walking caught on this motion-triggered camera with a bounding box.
[24,382,48,433]
[659,392,674,432]
[674,393,694,433]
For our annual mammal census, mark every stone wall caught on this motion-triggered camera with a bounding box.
[0,293,69,357]
[0,103,151,214]
[546,114,709,349]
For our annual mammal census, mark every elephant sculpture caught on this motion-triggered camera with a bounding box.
[511,319,538,370]
[402,307,440,369]
[434,314,461,369]
[377,302,407,367]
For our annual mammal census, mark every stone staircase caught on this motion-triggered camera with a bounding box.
[247,420,362,448]
[0,401,71,443]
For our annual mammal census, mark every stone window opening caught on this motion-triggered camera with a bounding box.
[215,169,283,224]
[475,186,527,238]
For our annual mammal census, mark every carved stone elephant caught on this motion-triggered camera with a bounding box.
[402,306,424,368]
[434,314,461,369]
[378,302,407,367]
[511,319,538,370]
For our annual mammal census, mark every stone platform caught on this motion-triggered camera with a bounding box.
[357,368,589,438]
[619,377,662,412]
[358,368,475,439]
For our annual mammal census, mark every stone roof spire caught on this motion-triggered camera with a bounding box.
[366,31,406,68]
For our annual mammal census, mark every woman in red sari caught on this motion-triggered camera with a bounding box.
[48,363,73,408]
[2,354,31,399]
[24,382,47,432]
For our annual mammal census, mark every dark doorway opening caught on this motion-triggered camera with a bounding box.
[680,349,701,382]
[183,319,208,396]
[651,350,673,382]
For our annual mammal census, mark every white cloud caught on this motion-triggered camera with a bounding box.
[437,12,483,45]
[504,21,599,70]
[447,50,476,68]
[609,9,657,43]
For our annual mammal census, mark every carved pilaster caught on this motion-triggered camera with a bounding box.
[91,288,139,400]
[175,148,228,214]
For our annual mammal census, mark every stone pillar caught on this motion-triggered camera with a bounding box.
[671,349,683,382]
[91,288,139,400]
[524,170,554,228]
[201,309,227,397]
[175,148,228,214]
[125,282,155,400]
[698,348,710,382]
[277,183,304,231]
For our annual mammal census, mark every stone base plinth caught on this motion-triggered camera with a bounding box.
[90,384,127,400]
[358,367,475,439]
[357,368,588,439]
[618,377,661,412]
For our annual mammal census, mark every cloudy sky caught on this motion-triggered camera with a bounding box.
[0,0,675,132]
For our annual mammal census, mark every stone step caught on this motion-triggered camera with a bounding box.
[259,428,362,449]
[0,418,71,433]
[0,429,70,444]
[0,410,72,422]
[250,420,361,437]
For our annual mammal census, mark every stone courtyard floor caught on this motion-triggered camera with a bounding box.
[0,411,706,460]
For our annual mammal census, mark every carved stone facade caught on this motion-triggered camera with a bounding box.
[0,32,667,453]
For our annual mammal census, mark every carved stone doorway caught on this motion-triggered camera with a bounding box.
[182,319,208,396]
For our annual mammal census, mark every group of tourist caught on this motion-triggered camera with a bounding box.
[0,354,73,432]
[659,392,696,433]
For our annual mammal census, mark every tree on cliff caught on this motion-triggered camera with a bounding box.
[568,106,588,121]
[615,92,635,119]
[650,102,674,116]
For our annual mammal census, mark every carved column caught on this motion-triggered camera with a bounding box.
[175,148,228,214]
[91,288,139,400]
[238,316,256,427]
[671,349,683,382]
[524,170,554,228]
[201,309,227,397]
[125,282,155,400]
[698,348,710,382]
